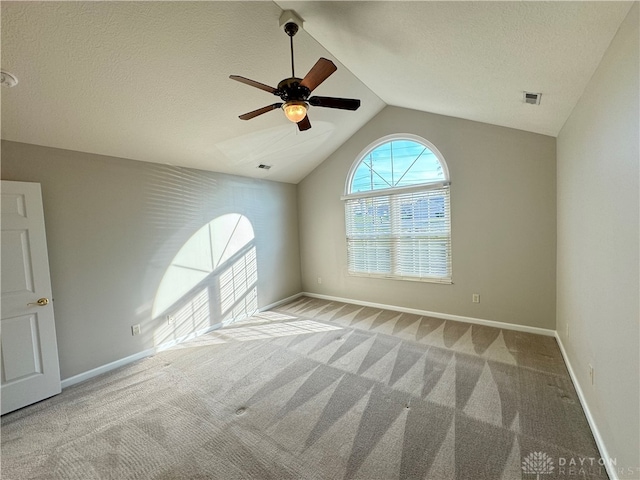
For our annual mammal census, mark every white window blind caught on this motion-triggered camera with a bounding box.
[345,187,451,283]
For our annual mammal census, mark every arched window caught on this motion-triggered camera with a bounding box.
[343,134,452,283]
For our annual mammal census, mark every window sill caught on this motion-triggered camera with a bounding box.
[347,271,453,285]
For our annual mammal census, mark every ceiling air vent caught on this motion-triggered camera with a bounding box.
[523,91,542,105]
[257,164,272,170]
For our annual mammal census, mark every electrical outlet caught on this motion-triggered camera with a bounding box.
[589,364,594,385]
[131,324,141,336]
[472,294,480,303]
[317,277,322,284]
[166,314,175,325]
[566,324,569,338]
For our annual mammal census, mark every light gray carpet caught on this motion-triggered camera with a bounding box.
[1,296,607,479]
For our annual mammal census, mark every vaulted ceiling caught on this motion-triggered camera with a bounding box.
[1,2,633,183]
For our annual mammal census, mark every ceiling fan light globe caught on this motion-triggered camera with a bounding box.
[283,101,308,123]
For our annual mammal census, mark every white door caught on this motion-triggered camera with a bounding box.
[1,180,61,414]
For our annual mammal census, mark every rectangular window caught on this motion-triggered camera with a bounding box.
[345,187,451,283]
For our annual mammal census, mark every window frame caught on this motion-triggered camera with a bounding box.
[342,133,452,284]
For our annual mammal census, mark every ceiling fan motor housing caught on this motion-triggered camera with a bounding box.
[277,77,310,102]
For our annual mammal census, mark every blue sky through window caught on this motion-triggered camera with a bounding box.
[350,140,444,193]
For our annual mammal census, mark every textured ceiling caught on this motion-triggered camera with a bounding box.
[277,1,633,137]
[0,2,384,183]
[1,2,633,183]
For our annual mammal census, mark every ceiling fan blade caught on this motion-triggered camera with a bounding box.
[309,96,361,111]
[229,75,277,94]
[299,58,337,92]
[297,115,311,131]
[238,103,283,120]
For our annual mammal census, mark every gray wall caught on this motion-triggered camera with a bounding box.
[298,106,557,329]
[556,3,639,474]
[1,141,301,379]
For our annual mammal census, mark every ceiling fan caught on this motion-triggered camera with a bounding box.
[229,13,361,131]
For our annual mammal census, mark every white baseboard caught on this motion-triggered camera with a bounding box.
[555,333,618,480]
[258,292,304,312]
[61,323,224,389]
[302,292,555,337]
[154,323,222,353]
[61,293,305,389]
[61,348,156,389]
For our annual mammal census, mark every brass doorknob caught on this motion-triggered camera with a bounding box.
[27,298,49,307]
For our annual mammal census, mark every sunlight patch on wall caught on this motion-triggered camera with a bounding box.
[220,246,258,325]
[152,213,255,319]
[172,287,210,340]
[152,213,258,348]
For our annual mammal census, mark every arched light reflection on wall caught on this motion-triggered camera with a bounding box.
[152,213,258,347]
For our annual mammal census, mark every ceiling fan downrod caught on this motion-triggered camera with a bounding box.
[284,22,299,79]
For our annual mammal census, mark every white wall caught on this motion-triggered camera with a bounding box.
[298,106,557,329]
[556,3,639,476]
[1,141,302,379]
